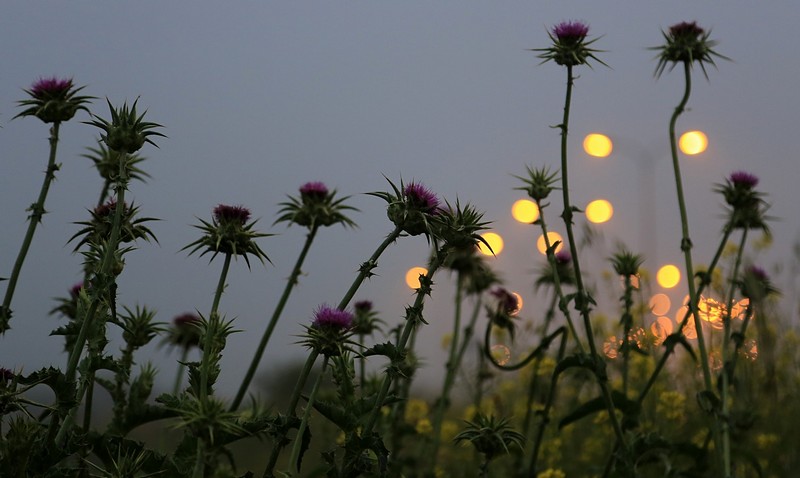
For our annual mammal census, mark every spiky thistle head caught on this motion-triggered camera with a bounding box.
[514,166,560,203]
[83,141,150,185]
[368,177,441,237]
[485,287,520,340]
[714,171,770,232]
[351,300,384,336]
[16,76,93,123]
[453,413,525,462]
[86,98,165,154]
[652,21,729,78]
[167,312,202,349]
[302,304,355,357]
[739,265,779,302]
[183,204,272,268]
[610,249,645,277]
[69,200,158,252]
[534,21,606,68]
[276,181,358,229]
[431,200,492,254]
[536,248,576,290]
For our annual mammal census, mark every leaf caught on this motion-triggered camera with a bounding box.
[295,422,312,472]
[362,342,403,362]
[663,333,697,362]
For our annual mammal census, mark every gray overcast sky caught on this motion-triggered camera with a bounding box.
[2,2,798,395]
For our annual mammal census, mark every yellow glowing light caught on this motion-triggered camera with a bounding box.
[657,264,681,289]
[649,293,671,316]
[511,292,523,316]
[583,133,613,158]
[512,199,540,223]
[679,130,708,155]
[478,232,504,256]
[586,199,614,224]
[536,232,563,255]
[405,266,428,289]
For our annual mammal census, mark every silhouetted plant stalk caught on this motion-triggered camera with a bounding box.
[232,224,319,411]
[283,356,329,477]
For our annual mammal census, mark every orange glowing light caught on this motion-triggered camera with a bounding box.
[679,130,708,155]
[657,264,681,289]
[651,316,674,345]
[583,133,613,158]
[649,293,671,316]
[478,232,504,256]
[512,199,540,223]
[511,292,523,316]
[405,266,428,289]
[536,232,563,255]
[586,199,613,224]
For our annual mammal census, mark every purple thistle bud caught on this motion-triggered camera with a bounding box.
[552,21,590,41]
[173,312,201,328]
[490,287,519,315]
[669,21,704,39]
[30,77,74,99]
[555,251,572,265]
[312,304,354,330]
[171,312,202,347]
[0,368,14,382]
[299,181,329,201]
[213,204,251,225]
[94,200,130,218]
[354,300,373,313]
[729,171,759,189]
[747,265,768,282]
[404,182,440,213]
[69,283,84,298]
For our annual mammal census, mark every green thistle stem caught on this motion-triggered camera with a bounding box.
[557,65,625,448]
[264,350,320,478]
[361,254,443,438]
[337,225,403,310]
[232,224,320,411]
[536,200,585,354]
[283,356,329,476]
[720,228,748,478]
[621,274,635,397]
[428,274,467,471]
[1,122,62,332]
[173,347,190,396]
[56,150,130,446]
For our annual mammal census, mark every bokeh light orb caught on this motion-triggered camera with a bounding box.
[586,199,613,224]
[536,232,563,255]
[583,133,613,158]
[657,264,681,289]
[511,292,523,316]
[649,293,671,316]
[679,130,708,155]
[478,232,504,256]
[405,266,428,289]
[512,199,540,223]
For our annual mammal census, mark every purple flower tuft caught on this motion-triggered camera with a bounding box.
[354,300,373,313]
[729,171,759,189]
[213,204,251,225]
[747,265,768,282]
[312,304,354,330]
[30,77,73,99]
[173,312,201,328]
[555,251,572,265]
[404,182,440,213]
[69,283,84,298]
[299,181,329,200]
[552,21,590,41]
[490,287,519,315]
[669,21,704,39]
[0,368,14,382]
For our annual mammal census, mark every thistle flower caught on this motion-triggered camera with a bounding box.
[118,305,163,349]
[444,247,500,295]
[168,312,202,348]
[535,21,606,68]
[514,166,559,203]
[715,171,770,231]
[0,368,14,383]
[536,249,576,289]
[610,249,645,277]
[276,181,358,229]
[487,287,519,339]
[16,76,92,123]
[368,177,441,236]
[183,204,272,267]
[69,200,158,251]
[86,99,165,154]
[653,21,728,78]
[83,141,150,185]
[302,304,355,357]
[49,282,85,320]
[739,265,779,302]
[453,413,525,462]
[352,300,384,335]
[431,200,492,252]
